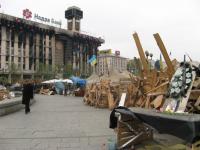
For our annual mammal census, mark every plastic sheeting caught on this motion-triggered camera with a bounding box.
[55,82,65,94]
[70,76,86,87]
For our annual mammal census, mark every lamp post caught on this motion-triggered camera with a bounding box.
[149,53,153,70]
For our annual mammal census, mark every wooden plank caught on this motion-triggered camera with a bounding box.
[151,95,163,109]
[195,96,200,107]
[189,90,200,100]
[145,96,151,108]
[132,32,149,73]
[153,33,175,79]
[145,81,169,94]
[108,92,115,110]
[119,93,127,107]
[193,77,200,88]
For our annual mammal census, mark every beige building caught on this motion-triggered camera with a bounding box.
[0,7,104,83]
[97,50,127,75]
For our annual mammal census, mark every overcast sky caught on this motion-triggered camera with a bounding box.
[1,0,200,61]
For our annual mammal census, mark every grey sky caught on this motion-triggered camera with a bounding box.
[1,0,200,61]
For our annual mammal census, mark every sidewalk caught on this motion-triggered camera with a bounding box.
[0,94,115,150]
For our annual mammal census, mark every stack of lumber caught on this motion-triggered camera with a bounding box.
[84,80,115,109]
[84,69,169,109]
[84,62,200,113]
[84,70,136,109]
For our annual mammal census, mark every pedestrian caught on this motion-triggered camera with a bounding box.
[22,80,33,114]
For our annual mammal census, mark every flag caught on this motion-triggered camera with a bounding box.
[88,55,97,66]
[91,59,97,66]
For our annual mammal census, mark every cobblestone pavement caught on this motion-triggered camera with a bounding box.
[0,95,115,150]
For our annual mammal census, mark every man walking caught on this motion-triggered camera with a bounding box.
[22,80,33,114]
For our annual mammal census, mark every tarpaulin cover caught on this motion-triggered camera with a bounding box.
[70,76,86,87]
[55,82,65,94]
[110,107,200,143]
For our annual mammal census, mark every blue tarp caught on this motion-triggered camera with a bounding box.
[55,82,65,94]
[70,76,86,87]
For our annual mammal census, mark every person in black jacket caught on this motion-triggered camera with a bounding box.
[22,80,34,114]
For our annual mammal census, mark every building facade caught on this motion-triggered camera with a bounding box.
[97,49,127,75]
[0,7,103,83]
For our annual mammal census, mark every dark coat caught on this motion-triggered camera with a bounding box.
[22,84,33,105]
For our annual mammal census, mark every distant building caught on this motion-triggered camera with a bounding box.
[0,6,104,82]
[97,49,127,75]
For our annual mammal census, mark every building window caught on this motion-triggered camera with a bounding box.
[49,35,52,47]
[49,48,52,59]
[29,58,32,70]
[0,27,1,41]
[11,41,14,47]
[34,46,36,58]
[23,57,25,70]
[18,64,21,69]
[11,30,14,41]
[18,48,21,56]
[11,48,14,55]
[44,47,46,59]
[75,21,80,31]
[6,29,10,40]
[18,42,22,48]
[23,50,25,57]
[29,33,34,47]
[6,41,9,49]
[6,48,9,55]
[11,56,14,62]
[34,59,36,70]
[68,21,72,30]
[6,56,9,62]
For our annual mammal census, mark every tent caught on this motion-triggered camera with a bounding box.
[42,79,62,84]
[62,79,73,84]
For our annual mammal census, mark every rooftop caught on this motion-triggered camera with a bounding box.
[0,13,104,44]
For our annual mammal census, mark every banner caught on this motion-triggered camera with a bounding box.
[88,55,97,66]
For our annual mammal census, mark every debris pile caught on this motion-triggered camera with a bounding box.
[84,32,200,114]
[83,70,136,109]
[108,32,200,150]
[0,89,9,101]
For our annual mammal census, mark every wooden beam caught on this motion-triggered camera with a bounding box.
[132,33,149,73]
[153,33,174,79]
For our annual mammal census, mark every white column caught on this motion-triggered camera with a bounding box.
[1,27,6,69]
[14,32,18,67]
[45,35,49,65]
[35,33,40,71]
[51,35,55,69]
[25,33,29,70]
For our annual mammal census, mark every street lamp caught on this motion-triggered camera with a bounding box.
[145,50,149,59]
[149,53,153,70]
